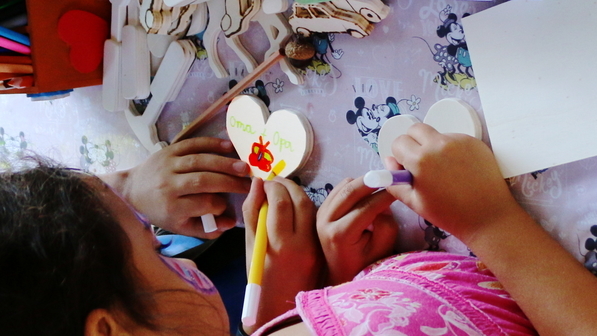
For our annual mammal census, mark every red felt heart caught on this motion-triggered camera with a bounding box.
[58,10,108,74]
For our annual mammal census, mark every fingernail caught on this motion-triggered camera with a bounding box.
[221,140,233,150]
[233,161,248,174]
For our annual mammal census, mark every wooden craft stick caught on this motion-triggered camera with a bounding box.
[171,48,286,144]
[0,63,32,73]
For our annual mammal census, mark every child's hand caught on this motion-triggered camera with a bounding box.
[317,177,398,285]
[102,137,251,239]
[242,177,323,332]
[386,123,519,244]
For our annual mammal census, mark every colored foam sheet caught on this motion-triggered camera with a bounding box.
[463,0,597,178]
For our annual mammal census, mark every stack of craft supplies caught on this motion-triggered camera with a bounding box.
[0,24,32,90]
[0,55,32,90]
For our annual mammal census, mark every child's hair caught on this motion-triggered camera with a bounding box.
[0,158,158,335]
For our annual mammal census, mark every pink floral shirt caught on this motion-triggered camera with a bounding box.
[253,252,537,336]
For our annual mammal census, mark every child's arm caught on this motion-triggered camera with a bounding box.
[99,137,251,238]
[242,177,323,334]
[317,177,398,285]
[387,123,597,336]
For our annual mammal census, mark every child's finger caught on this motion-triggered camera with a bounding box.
[263,180,295,243]
[170,137,234,156]
[368,213,399,258]
[336,189,396,242]
[391,134,421,169]
[405,122,441,145]
[320,177,379,223]
[319,177,353,208]
[241,177,265,235]
[172,153,249,177]
[272,177,315,237]
[176,193,228,218]
[383,156,403,171]
[173,171,250,195]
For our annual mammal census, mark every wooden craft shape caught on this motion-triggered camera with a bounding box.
[146,33,177,58]
[186,2,209,36]
[378,98,482,163]
[334,0,390,23]
[140,0,197,35]
[289,0,389,38]
[164,0,209,7]
[110,0,130,41]
[125,40,197,153]
[201,0,304,85]
[220,0,261,37]
[226,95,313,179]
[121,2,151,99]
[103,0,130,111]
[262,0,289,14]
[102,39,127,111]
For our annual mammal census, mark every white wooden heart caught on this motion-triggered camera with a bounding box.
[378,98,482,164]
[378,114,420,162]
[226,95,314,179]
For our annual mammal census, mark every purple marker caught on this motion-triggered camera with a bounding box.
[364,170,413,188]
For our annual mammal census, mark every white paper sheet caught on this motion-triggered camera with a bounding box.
[463,0,597,178]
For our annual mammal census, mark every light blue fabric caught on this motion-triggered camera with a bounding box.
[156,234,204,257]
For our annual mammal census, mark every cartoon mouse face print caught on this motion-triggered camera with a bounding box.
[584,225,597,275]
[446,21,465,46]
[437,13,468,48]
[347,96,402,153]
[421,219,449,251]
[356,106,381,132]
[372,103,396,122]
[348,97,398,134]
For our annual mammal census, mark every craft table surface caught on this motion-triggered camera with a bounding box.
[2,0,597,263]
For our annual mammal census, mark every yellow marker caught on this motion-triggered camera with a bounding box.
[242,160,286,326]
[248,202,269,285]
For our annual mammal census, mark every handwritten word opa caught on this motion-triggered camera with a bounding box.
[272,131,295,153]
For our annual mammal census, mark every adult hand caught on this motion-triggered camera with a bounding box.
[385,123,518,243]
[317,177,398,286]
[100,137,251,239]
[242,177,322,333]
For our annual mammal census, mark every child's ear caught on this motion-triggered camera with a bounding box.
[84,308,132,336]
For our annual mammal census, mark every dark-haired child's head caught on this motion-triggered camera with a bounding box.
[0,161,229,335]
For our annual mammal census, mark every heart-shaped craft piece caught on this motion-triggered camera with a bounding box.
[226,95,313,179]
[58,10,109,73]
[378,98,482,163]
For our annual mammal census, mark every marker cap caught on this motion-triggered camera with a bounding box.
[201,214,218,233]
[364,170,412,188]
[241,283,262,326]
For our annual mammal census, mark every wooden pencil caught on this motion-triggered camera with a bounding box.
[171,48,286,144]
